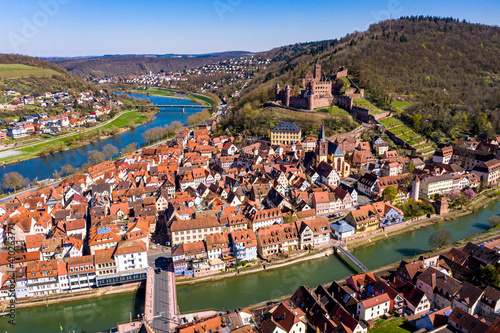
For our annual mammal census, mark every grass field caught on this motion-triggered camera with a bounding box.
[187,93,214,106]
[0,64,60,79]
[398,131,420,141]
[100,111,148,130]
[315,105,350,115]
[408,138,426,146]
[391,102,413,113]
[379,117,404,128]
[370,318,415,333]
[353,98,387,114]
[260,107,358,137]
[130,88,174,98]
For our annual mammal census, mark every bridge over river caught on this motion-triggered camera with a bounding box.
[134,104,209,113]
[334,245,368,272]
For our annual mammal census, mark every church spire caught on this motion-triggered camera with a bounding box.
[319,122,326,142]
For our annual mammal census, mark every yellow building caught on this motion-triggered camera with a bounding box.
[271,122,302,145]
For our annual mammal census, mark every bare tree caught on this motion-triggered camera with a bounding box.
[429,228,452,249]
[488,214,500,225]
[61,164,75,176]
[187,110,211,126]
[102,144,119,160]
[88,150,106,166]
[169,121,184,132]
[3,172,29,192]
[121,143,138,156]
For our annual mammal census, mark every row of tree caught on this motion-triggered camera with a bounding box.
[142,121,183,144]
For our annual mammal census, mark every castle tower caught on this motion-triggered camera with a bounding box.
[314,64,321,81]
[285,84,291,106]
[411,179,420,202]
[307,90,314,110]
[275,84,280,101]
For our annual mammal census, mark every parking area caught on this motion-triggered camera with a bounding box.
[357,194,371,207]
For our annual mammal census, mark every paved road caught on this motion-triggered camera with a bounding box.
[357,194,371,207]
[0,178,60,204]
[2,110,136,155]
[148,251,178,333]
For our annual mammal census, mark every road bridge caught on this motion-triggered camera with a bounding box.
[135,104,208,114]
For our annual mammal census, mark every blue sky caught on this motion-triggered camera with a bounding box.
[1,0,499,57]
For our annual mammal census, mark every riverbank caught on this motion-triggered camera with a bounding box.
[2,281,143,310]
[127,88,215,107]
[244,226,500,313]
[6,194,500,311]
[174,188,500,286]
[0,110,154,167]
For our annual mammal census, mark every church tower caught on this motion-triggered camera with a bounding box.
[316,122,328,166]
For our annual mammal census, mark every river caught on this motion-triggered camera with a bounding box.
[1,199,497,333]
[0,93,206,182]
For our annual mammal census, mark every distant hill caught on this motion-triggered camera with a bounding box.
[225,17,500,141]
[0,54,92,95]
[49,51,252,78]
[0,64,61,80]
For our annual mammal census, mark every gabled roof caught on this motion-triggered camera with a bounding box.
[360,293,390,309]
[170,217,220,232]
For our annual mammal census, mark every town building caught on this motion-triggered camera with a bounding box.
[270,122,302,145]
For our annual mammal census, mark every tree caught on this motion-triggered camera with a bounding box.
[428,228,452,249]
[479,265,499,286]
[169,121,184,132]
[87,150,105,166]
[487,215,500,227]
[445,189,462,201]
[264,72,274,82]
[412,114,422,131]
[455,194,469,208]
[186,110,211,126]
[102,144,119,160]
[284,212,297,224]
[121,143,138,156]
[406,160,416,173]
[2,172,29,192]
[61,164,75,176]
[464,188,476,200]
[382,186,398,202]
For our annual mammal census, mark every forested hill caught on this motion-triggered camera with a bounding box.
[229,16,500,141]
[0,54,92,95]
[49,51,251,78]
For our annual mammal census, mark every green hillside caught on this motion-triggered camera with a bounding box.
[0,64,61,79]
[225,16,500,142]
[0,54,92,95]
